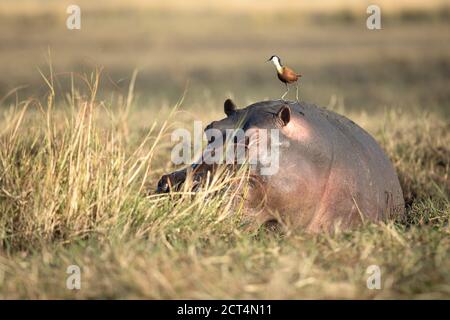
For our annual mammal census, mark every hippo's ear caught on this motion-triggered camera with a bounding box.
[224,99,237,116]
[277,105,291,126]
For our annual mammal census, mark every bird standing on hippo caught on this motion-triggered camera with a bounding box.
[157,99,405,232]
[267,55,302,100]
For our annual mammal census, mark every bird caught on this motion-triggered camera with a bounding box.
[267,55,302,101]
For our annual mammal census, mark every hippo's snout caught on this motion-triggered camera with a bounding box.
[156,174,171,193]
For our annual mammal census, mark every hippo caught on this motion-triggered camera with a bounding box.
[157,99,405,232]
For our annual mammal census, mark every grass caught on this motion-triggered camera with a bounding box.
[0,68,448,299]
[0,0,449,299]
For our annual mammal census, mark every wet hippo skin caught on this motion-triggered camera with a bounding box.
[157,99,405,232]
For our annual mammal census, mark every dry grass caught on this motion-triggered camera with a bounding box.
[0,68,448,299]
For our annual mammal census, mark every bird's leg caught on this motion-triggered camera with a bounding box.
[281,83,289,100]
[295,82,299,101]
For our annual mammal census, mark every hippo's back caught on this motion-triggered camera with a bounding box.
[291,101,405,224]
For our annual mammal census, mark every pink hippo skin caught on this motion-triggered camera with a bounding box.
[157,99,405,232]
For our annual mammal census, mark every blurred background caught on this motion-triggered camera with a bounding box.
[0,0,449,116]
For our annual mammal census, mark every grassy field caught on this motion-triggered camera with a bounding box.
[0,0,449,299]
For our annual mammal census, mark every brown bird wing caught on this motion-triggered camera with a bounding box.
[282,66,300,83]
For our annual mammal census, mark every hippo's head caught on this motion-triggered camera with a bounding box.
[204,99,292,140]
[156,99,296,193]
[201,99,294,176]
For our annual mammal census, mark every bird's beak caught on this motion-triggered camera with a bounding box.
[266,59,270,62]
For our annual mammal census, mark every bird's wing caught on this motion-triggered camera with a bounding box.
[283,67,300,81]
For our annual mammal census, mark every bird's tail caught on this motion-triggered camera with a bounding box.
[297,74,303,77]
